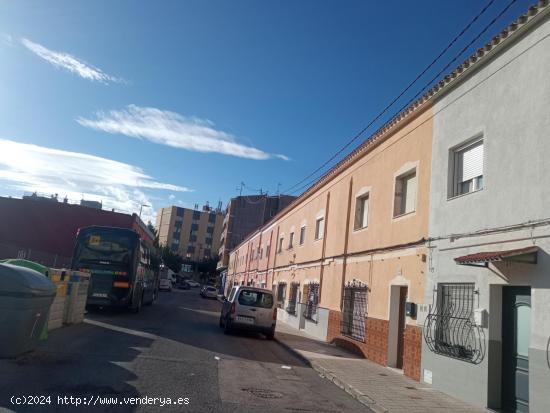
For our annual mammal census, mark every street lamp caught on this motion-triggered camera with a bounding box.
[139,204,150,218]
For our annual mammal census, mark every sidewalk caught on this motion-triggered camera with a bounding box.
[275,322,488,413]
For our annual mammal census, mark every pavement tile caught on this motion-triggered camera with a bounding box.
[275,321,490,413]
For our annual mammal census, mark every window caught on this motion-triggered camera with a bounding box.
[424,283,484,363]
[187,246,195,254]
[304,282,320,322]
[354,194,369,230]
[315,218,324,240]
[238,290,273,308]
[203,249,211,258]
[341,284,368,342]
[171,244,179,252]
[299,226,306,245]
[286,283,299,315]
[288,232,294,249]
[276,283,287,308]
[208,213,216,223]
[205,237,212,246]
[189,235,197,243]
[266,244,271,257]
[207,226,214,234]
[394,170,417,217]
[172,235,180,243]
[451,139,484,197]
[191,223,199,231]
[174,221,182,229]
[193,210,200,220]
[278,237,284,253]
[176,207,184,217]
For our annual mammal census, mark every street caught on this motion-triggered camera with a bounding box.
[0,289,368,413]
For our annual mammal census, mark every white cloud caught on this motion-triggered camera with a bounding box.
[0,139,191,223]
[168,194,175,200]
[21,38,121,84]
[77,105,288,160]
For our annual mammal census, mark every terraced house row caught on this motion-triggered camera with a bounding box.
[226,3,550,412]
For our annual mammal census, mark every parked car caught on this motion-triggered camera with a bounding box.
[175,280,190,290]
[186,280,200,288]
[219,286,276,339]
[200,286,218,298]
[159,278,172,291]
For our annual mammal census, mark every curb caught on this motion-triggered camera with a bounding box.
[274,334,387,413]
[273,335,312,367]
[311,362,387,413]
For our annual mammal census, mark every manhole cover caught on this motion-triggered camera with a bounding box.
[242,387,283,399]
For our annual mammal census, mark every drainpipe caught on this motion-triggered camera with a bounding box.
[244,242,252,285]
[318,192,331,300]
[340,178,354,310]
[267,229,274,288]
[272,226,280,289]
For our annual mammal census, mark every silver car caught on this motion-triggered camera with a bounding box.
[219,286,276,339]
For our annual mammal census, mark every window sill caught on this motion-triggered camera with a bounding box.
[392,210,416,221]
[353,225,369,234]
[447,188,484,201]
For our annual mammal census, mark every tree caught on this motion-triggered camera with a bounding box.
[160,246,184,273]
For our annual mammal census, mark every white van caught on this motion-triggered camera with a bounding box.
[219,286,276,339]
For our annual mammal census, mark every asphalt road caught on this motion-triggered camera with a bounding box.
[0,288,368,413]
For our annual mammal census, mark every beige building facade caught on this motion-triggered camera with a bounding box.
[228,104,433,381]
[156,205,223,261]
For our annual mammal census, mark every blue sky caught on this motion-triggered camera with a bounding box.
[0,0,534,223]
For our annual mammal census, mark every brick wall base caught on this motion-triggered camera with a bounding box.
[327,310,422,381]
[403,325,422,381]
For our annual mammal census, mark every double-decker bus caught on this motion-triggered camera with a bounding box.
[71,226,158,312]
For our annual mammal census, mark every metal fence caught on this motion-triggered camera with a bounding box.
[303,282,319,323]
[340,284,368,342]
[0,242,71,268]
[423,283,486,364]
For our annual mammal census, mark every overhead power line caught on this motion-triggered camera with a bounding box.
[286,0,518,196]
[281,0,501,195]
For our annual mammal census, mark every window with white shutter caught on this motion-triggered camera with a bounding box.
[394,171,417,217]
[452,139,484,197]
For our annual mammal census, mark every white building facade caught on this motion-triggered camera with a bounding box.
[422,5,550,412]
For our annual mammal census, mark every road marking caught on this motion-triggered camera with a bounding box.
[179,307,220,317]
[84,318,159,340]
[215,356,220,361]
[281,365,292,370]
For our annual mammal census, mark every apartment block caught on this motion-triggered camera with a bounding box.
[217,194,295,271]
[227,3,550,411]
[156,205,223,261]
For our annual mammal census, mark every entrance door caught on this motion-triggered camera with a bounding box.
[502,287,531,413]
[396,286,408,369]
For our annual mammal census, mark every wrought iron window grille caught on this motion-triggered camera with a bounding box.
[276,282,287,309]
[340,280,368,342]
[303,282,320,323]
[423,283,486,364]
[286,282,299,316]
